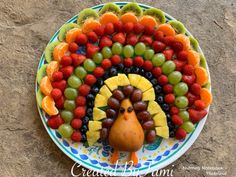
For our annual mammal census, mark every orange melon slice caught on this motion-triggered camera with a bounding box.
[53,42,69,62]
[82,19,101,33]
[175,34,191,51]
[187,50,200,67]
[66,28,81,43]
[200,88,212,107]
[99,12,119,25]
[42,96,59,116]
[46,61,59,81]
[40,76,53,96]
[139,15,158,27]
[195,66,209,86]
[120,12,138,24]
[158,24,176,36]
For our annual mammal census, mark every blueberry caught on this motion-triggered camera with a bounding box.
[91,86,99,95]
[139,68,145,75]
[87,100,94,107]
[87,108,93,117]
[167,121,175,129]
[166,113,171,120]
[80,125,88,133]
[162,103,170,112]
[96,78,104,87]
[132,67,140,74]
[87,94,95,101]
[82,116,90,124]
[81,134,87,142]
[156,95,164,104]
[117,63,124,71]
[109,67,118,76]
[151,78,158,85]
[103,72,109,79]
[123,67,131,74]
[154,85,163,94]
[145,72,153,80]
[169,130,175,138]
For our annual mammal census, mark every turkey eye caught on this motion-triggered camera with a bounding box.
[127,106,133,113]
[120,107,125,113]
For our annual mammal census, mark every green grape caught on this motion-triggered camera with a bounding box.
[64,100,76,111]
[75,66,87,79]
[168,71,182,85]
[123,45,134,58]
[134,42,146,55]
[64,88,78,100]
[174,82,188,96]
[60,110,73,123]
[162,61,176,74]
[83,59,96,72]
[178,110,189,122]
[58,124,73,138]
[181,121,195,133]
[102,47,112,58]
[112,42,123,55]
[152,53,166,66]
[92,52,103,64]
[175,96,188,108]
[144,49,155,60]
[67,75,81,88]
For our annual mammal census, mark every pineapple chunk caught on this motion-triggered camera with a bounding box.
[105,76,118,91]
[94,94,107,107]
[148,101,162,115]
[86,131,100,146]
[136,76,152,92]
[155,126,169,139]
[128,74,141,87]
[142,88,155,101]
[93,108,106,121]
[99,85,112,99]
[153,111,167,127]
[118,73,130,86]
[88,121,102,131]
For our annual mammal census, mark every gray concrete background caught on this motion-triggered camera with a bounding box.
[0,0,235,176]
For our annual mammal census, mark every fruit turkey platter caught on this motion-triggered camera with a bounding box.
[36,2,213,176]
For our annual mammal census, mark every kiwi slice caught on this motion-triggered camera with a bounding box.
[168,20,186,34]
[58,23,79,41]
[204,81,211,89]
[77,8,99,26]
[36,89,44,108]
[37,64,48,84]
[99,3,120,15]
[200,54,207,69]
[44,41,60,63]
[143,8,166,24]
[189,36,199,51]
[120,2,143,17]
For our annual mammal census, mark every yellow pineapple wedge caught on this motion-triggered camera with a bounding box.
[147,101,162,115]
[88,121,102,131]
[104,76,118,91]
[99,85,112,99]
[142,88,155,101]
[94,94,107,107]
[86,131,100,146]
[93,108,106,121]
[128,74,141,87]
[153,111,167,127]
[117,73,130,86]
[136,76,152,92]
[155,126,169,139]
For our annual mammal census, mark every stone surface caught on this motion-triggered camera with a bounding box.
[0,0,235,176]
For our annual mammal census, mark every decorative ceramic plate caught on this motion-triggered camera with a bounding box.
[36,2,211,176]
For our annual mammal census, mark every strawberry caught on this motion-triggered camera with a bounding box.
[75,96,86,106]
[111,55,122,65]
[47,115,64,129]
[51,88,62,100]
[93,67,104,78]
[143,60,153,71]
[175,128,187,140]
[123,57,133,67]
[86,43,99,58]
[113,21,123,32]
[172,41,183,52]
[173,60,186,71]
[183,64,194,75]
[123,22,134,33]
[188,108,207,123]
[55,96,65,109]
[170,106,179,115]
[52,71,63,81]
[79,84,91,96]
[158,75,168,85]
[133,56,144,67]
[186,92,200,106]
[93,25,105,36]
[71,119,82,129]
[134,23,144,34]
[163,84,173,94]
[51,80,67,92]
[126,33,138,46]
[69,42,79,53]
[163,36,174,46]
[99,36,112,48]
[71,54,86,67]
[190,83,201,96]
[152,41,166,52]
[71,131,82,142]
[152,67,162,78]
[182,74,196,86]
[194,100,206,110]
[101,59,112,70]
[87,31,98,43]
[74,106,86,119]
[60,56,72,66]
[104,23,114,35]
[139,35,153,46]
[162,49,174,60]
[171,115,183,126]
[154,30,164,41]
[60,66,74,79]
[144,25,155,35]
[177,51,188,61]
[112,32,126,45]
[76,33,88,45]
[164,94,175,104]
[84,74,97,85]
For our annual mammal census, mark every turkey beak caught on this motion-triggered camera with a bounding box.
[124,112,129,120]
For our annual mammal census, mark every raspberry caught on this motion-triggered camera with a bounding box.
[79,84,91,96]
[71,131,82,142]
[60,66,74,79]
[71,119,82,129]
[143,60,153,71]
[51,88,62,100]
[194,100,206,110]
[163,36,174,46]
[101,59,112,70]
[52,71,63,81]
[93,26,104,36]
[69,42,79,53]
[152,67,162,78]
[173,60,186,71]
[60,56,72,66]
[144,25,155,35]
[182,74,196,86]
[123,22,134,33]
[170,106,179,115]
[152,41,166,52]
[112,32,126,44]
[126,33,138,46]
[51,80,67,92]
[55,96,65,109]
[164,94,175,104]
[186,92,200,106]
[47,115,64,129]
[93,67,104,78]
[76,33,88,45]
[87,31,98,43]
[175,128,187,140]
[190,83,201,96]
[111,55,122,65]
[113,21,123,32]
[99,36,113,49]
[71,54,86,67]
[84,74,97,85]
[139,35,153,46]
[133,56,144,67]
[163,84,173,94]
[154,30,164,41]
[172,115,183,126]
[104,23,114,35]
[177,51,188,61]
[162,49,174,60]
[74,106,86,119]
[183,64,194,75]
[158,75,168,85]
[123,58,133,67]
[133,23,144,34]
[172,41,183,52]
[76,96,86,106]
